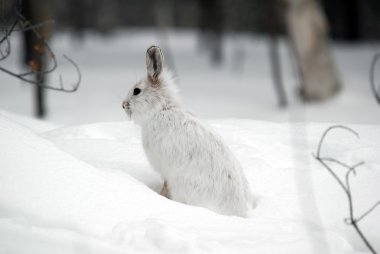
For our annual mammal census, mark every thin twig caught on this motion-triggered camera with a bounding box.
[0,35,10,60]
[0,4,18,61]
[357,201,380,223]
[314,125,378,254]
[0,10,18,44]
[316,125,359,158]
[1,19,55,33]
[59,54,82,93]
[314,155,348,194]
[370,52,380,104]
[318,156,364,174]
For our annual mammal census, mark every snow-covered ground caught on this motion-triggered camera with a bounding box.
[0,29,379,253]
[0,112,379,253]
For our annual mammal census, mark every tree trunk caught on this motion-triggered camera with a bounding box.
[268,0,287,107]
[284,0,341,101]
[22,0,51,118]
[198,0,223,65]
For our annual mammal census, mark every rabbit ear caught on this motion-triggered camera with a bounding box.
[146,46,164,84]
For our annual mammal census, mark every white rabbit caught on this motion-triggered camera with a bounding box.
[122,46,253,217]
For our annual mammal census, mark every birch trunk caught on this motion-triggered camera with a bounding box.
[284,0,341,101]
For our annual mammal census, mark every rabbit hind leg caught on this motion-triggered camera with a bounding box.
[160,180,170,198]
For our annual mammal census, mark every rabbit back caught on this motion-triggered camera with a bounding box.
[142,107,251,216]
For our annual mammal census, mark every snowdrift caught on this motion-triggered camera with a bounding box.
[0,113,379,253]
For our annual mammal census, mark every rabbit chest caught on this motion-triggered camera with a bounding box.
[141,110,199,177]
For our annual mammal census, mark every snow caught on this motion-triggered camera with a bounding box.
[0,112,379,253]
[0,29,380,253]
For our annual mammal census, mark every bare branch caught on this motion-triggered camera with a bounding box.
[370,52,380,104]
[0,19,17,44]
[316,125,359,158]
[59,55,82,93]
[4,19,55,33]
[0,2,81,92]
[0,0,20,54]
[0,5,19,62]
[356,201,380,223]
[0,35,10,60]
[314,155,348,194]
[0,12,18,44]
[318,156,364,174]
[314,125,378,254]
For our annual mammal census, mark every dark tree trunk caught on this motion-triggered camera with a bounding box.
[22,0,51,118]
[35,73,45,117]
[198,0,224,65]
[267,0,287,107]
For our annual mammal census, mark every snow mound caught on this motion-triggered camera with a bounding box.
[1,114,379,253]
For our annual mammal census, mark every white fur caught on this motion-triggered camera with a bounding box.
[123,47,253,216]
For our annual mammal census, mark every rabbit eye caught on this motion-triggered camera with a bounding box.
[133,88,141,96]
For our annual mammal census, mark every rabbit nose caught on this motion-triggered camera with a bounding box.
[122,101,129,109]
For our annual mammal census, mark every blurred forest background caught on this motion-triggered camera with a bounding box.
[0,0,379,121]
[50,0,380,39]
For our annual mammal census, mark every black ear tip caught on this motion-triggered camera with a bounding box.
[147,45,161,55]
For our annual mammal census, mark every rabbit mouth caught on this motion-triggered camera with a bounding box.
[122,101,132,119]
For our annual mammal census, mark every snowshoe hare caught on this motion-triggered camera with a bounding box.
[122,46,253,216]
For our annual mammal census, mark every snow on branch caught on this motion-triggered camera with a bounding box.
[314,125,379,254]
[370,52,380,104]
[0,1,81,92]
